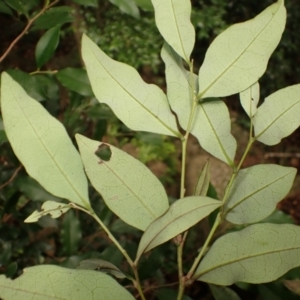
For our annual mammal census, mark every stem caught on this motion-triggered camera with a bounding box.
[70,204,146,300]
[0,0,59,64]
[187,213,221,279]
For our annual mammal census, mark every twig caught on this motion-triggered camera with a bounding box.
[0,0,60,64]
[0,165,23,190]
[264,152,300,159]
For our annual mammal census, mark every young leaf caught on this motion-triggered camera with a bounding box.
[224,164,296,224]
[81,34,180,137]
[35,25,60,69]
[108,0,140,18]
[77,259,126,279]
[61,210,82,256]
[194,159,211,196]
[198,0,286,98]
[75,134,169,231]
[240,82,260,117]
[209,284,241,300]
[253,84,300,145]
[1,73,90,209]
[152,0,195,63]
[24,201,70,223]
[56,68,94,96]
[136,196,221,262]
[195,223,300,285]
[161,43,236,164]
[0,265,134,299]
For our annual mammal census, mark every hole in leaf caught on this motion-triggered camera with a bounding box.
[95,144,112,162]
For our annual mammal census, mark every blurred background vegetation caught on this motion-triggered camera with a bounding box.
[0,0,300,299]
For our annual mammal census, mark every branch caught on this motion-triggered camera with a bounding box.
[0,165,23,190]
[0,0,60,64]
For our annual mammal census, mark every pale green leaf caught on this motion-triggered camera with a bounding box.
[198,0,286,98]
[224,164,296,224]
[24,201,70,223]
[75,134,169,231]
[194,159,211,196]
[253,84,300,145]
[152,0,195,63]
[77,259,126,279]
[61,210,82,256]
[1,73,90,209]
[195,223,300,285]
[209,284,241,300]
[240,82,260,117]
[194,101,237,165]
[81,34,179,137]
[108,0,140,18]
[0,265,134,299]
[136,196,221,261]
[161,43,236,164]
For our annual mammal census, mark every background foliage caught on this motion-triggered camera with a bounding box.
[0,0,300,299]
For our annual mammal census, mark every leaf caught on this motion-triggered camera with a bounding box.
[134,0,153,11]
[61,210,82,256]
[77,259,126,279]
[283,279,300,295]
[152,0,195,63]
[108,0,140,18]
[195,223,300,285]
[136,196,221,261]
[1,73,90,209]
[35,25,60,69]
[72,0,98,7]
[4,0,27,16]
[0,265,135,299]
[224,164,296,224]
[0,2,13,15]
[209,284,241,300]
[56,68,94,96]
[75,134,169,231]
[32,7,74,30]
[194,101,237,165]
[161,43,236,164]
[198,0,286,98]
[82,34,179,137]
[240,82,260,117]
[253,84,300,145]
[194,159,211,196]
[24,201,70,223]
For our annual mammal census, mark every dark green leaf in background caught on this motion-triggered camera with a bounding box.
[108,0,140,18]
[35,25,60,69]
[72,0,98,7]
[56,68,94,96]
[0,1,13,15]
[61,210,82,256]
[32,7,74,30]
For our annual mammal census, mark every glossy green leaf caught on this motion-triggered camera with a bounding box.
[198,0,286,98]
[56,68,93,96]
[35,26,60,69]
[161,43,236,164]
[24,201,70,223]
[82,34,179,137]
[75,134,169,231]
[194,159,211,196]
[195,223,300,285]
[224,164,296,224]
[1,73,90,209]
[0,265,134,299]
[72,0,98,7]
[6,69,47,101]
[61,210,81,256]
[152,0,195,63]
[77,259,126,279]
[32,7,74,30]
[209,285,241,300]
[253,84,300,145]
[240,82,260,117]
[136,196,221,261]
[109,0,140,18]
